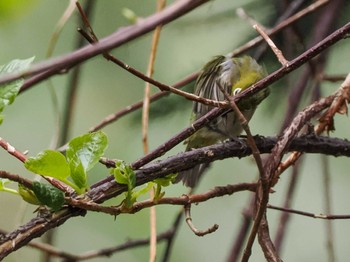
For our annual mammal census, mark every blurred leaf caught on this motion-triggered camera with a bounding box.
[18,184,40,205]
[132,182,153,201]
[32,181,64,211]
[0,0,38,21]
[0,178,11,190]
[0,57,35,124]
[24,150,70,180]
[122,7,138,24]
[0,178,18,195]
[154,173,177,187]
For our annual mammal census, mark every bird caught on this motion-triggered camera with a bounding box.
[175,55,270,187]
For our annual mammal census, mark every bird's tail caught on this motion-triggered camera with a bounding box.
[174,162,210,188]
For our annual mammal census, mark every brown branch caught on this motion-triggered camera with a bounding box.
[254,24,289,66]
[258,214,282,262]
[184,204,219,236]
[76,27,227,108]
[2,9,350,260]
[217,82,265,187]
[242,93,336,261]
[128,18,350,173]
[88,73,196,132]
[0,224,178,261]
[92,134,350,203]
[0,136,74,195]
[0,0,212,86]
[268,204,350,220]
[321,155,336,262]
[0,170,33,190]
[274,160,303,253]
[230,0,330,57]
[0,137,27,163]
[0,208,86,260]
[275,72,350,181]
[68,183,257,216]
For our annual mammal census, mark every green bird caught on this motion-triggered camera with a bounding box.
[175,55,269,187]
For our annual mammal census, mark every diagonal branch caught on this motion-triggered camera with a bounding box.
[0,0,211,86]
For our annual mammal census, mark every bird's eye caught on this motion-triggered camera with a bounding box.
[233,88,242,95]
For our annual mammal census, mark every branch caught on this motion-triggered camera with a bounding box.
[89,0,329,133]
[0,137,27,162]
[0,0,211,86]
[91,134,350,202]
[0,208,85,260]
[1,133,350,258]
[184,204,219,236]
[268,204,350,220]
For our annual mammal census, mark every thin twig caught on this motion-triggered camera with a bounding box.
[0,0,212,86]
[0,136,74,195]
[230,0,329,58]
[184,204,219,236]
[0,137,27,163]
[59,1,96,145]
[321,155,336,262]
[242,91,338,262]
[143,1,167,261]
[254,24,289,66]
[216,81,265,183]
[274,159,303,253]
[275,72,350,183]
[268,204,350,220]
[0,171,33,190]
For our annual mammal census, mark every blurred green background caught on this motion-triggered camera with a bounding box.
[1,0,350,261]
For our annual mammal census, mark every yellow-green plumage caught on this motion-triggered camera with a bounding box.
[176,55,269,187]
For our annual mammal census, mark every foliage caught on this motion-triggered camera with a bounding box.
[0,57,34,124]
[32,181,65,211]
[25,131,108,194]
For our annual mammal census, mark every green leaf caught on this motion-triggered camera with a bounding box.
[32,181,64,211]
[0,178,11,190]
[113,160,136,189]
[122,8,138,24]
[70,161,87,190]
[18,184,40,205]
[131,182,153,201]
[0,57,35,123]
[113,161,137,208]
[66,131,108,172]
[154,173,178,187]
[24,150,70,180]
[0,178,18,195]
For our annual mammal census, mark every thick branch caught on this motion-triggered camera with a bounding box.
[90,135,350,202]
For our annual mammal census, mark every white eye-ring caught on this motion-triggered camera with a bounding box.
[233,88,242,95]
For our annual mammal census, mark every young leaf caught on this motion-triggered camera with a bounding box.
[113,160,136,189]
[0,57,34,124]
[18,184,41,205]
[154,173,177,187]
[32,181,65,211]
[113,161,138,208]
[24,150,70,180]
[0,178,11,190]
[70,161,87,191]
[66,131,108,172]
[0,178,18,195]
